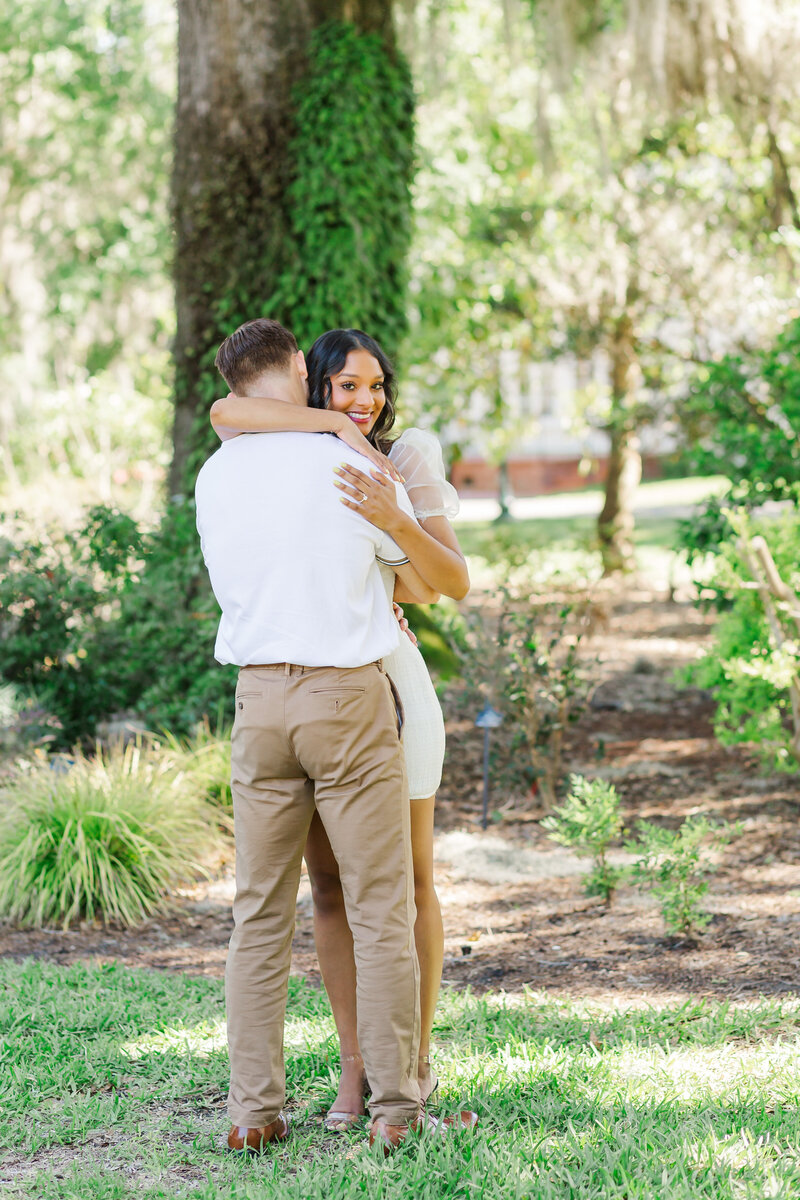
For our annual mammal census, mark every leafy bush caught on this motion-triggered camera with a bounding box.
[0,683,62,763]
[0,499,470,748]
[109,502,236,734]
[683,317,800,510]
[0,502,235,745]
[676,491,747,572]
[397,601,463,679]
[0,740,224,929]
[628,816,736,938]
[445,583,592,807]
[542,774,624,904]
[677,317,800,568]
[0,506,140,743]
[681,509,800,770]
[674,318,800,770]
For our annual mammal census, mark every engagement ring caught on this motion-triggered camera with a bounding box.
[358,492,367,503]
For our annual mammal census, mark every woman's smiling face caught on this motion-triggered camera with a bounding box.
[327,349,386,436]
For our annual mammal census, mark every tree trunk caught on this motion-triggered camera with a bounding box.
[171,0,305,496]
[170,0,399,495]
[495,459,513,523]
[598,315,642,576]
[308,0,395,41]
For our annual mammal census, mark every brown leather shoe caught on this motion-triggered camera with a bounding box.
[423,1110,479,1135]
[227,1112,290,1153]
[368,1109,478,1153]
[368,1118,414,1152]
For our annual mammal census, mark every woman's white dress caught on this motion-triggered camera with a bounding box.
[378,428,460,800]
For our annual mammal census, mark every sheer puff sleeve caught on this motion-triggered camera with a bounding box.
[388,428,460,522]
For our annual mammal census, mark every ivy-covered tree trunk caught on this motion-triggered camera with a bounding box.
[598,314,642,576]
[170,0,412,494]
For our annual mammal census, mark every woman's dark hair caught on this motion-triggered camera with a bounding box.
[306,329,397,451]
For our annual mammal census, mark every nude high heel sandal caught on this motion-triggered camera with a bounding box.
[323,1053,370,1132]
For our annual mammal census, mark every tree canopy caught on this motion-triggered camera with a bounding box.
[1,0,799,530]
[0,1,174,495]
[400,0,800,569]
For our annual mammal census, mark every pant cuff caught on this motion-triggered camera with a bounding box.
[227,1105,282,1127]
[369,1103,421,1126]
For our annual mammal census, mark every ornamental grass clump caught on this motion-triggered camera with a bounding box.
[0,740,222,929]
[161,717,232,815]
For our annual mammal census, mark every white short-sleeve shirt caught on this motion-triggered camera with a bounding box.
[195,432,414,668]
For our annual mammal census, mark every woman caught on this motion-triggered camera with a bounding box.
[211,329,469,1128]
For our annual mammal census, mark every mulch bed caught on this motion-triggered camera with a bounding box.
[3,591,799,1004]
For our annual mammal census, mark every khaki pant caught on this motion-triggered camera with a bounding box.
[225,661,421,1127]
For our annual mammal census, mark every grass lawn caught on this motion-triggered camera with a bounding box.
[2,961,800,1198]
[454,475,730,573]
[456,512,686,566]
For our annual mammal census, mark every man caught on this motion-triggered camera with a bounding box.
[195,318,428,1152]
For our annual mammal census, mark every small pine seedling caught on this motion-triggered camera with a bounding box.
[542,774,624,905]
[628,815,737,938]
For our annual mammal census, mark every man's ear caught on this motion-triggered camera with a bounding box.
[295,350,308,380]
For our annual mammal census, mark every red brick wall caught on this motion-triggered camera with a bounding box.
[450,455,664,498]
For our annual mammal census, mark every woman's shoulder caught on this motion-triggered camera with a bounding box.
[389,427,444,470]
[390,426,441,451]
[388,428,459,520]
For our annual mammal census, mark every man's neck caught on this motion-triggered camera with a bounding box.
[243,370,303,406]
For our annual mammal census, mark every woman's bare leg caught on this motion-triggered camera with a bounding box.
[304,811,366,1117]
[306,796,444,1110]
[410,795,444,1099]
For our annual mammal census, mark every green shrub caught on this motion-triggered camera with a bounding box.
[109,502,236,734]
[445,583,591,807]
[0,502,235,745]
[676,490,747,571]
[680,509,800,771]
[542,774,624,904]
[0,740,223,928]
[0,506,140,743]
[682,316,800,515]
[0,683,61,772]
[628,816,736,938]
[398,601,463,678]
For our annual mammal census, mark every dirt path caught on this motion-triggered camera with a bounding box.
[2,591,799,1003]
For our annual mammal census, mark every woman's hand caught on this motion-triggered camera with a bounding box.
[331,413,403,482]
[334,463,409,535]
[393,602,418,646]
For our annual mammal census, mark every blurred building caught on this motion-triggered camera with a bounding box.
[445,350,677,498]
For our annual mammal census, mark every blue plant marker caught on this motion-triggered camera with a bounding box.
[474,705,503,829]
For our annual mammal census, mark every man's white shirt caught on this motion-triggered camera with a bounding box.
[195,432,414,668]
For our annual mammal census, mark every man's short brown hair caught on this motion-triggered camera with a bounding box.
[214,319,299,391]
